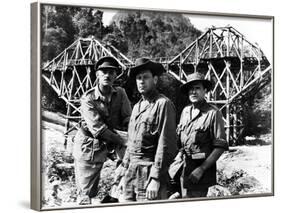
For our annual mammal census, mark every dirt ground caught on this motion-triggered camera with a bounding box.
[41,117,272,208]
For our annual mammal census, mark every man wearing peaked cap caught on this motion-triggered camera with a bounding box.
[73,56,132,205]
[116,57,178,202]
[174,71,228,198]
[94,56,122,75]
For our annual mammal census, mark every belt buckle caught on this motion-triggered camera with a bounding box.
[191,152,206,160]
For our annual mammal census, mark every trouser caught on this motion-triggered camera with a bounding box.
[74,159,104,198]
[184,188,209,198]
[120,185,167,202]
[120,161,168,202]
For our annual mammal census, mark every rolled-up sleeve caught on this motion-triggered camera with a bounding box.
[80,95,108,138]
[211,110,228,150]
[149,100,178,180]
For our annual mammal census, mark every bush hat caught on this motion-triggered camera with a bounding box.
[180,72,212,93]
[95,56,121,74]
[128,58,166,79]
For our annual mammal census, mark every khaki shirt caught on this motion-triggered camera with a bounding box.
[73,85,132,162]
[178,101,228,155]
[123,90,178,181]
[177,100,228,189]
[80,86,132,136]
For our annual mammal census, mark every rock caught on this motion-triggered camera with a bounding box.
[208,185,232,197]
[237,176,260,189]
[236,176,264,194]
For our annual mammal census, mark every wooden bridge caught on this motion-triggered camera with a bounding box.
[166,26,271,144]
[42,36,133,146]
[42,26,271,146]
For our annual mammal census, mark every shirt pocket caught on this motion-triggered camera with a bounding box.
[79,137,94,161]
[194,126,209,144]
[137,117,157,138]
[137,118,158,151]
[193,126,212,154]
[81,137,107,162]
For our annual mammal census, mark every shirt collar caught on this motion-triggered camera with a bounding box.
[139,89,159,103]
[93,85,117,101]
[192,99,209,112]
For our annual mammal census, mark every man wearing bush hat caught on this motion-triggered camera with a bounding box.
[117,58,178,201]
[73,56,132,205]
[175,72,228,198]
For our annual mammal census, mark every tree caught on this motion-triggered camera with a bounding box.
[73,8,105,39]
[110,11,202,59]
[102,21,128,54]
[41,5,77,63]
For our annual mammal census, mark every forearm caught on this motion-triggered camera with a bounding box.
[199,148,225,171]
[99,129,124,146]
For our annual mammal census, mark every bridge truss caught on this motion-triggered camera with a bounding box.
[167,26,271,144]
[42,26,271,146]
[42,36,133,146]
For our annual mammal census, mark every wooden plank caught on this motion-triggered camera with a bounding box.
[224,60,240,93]
[209,63,228,97]
[183,45,196,63]
[212,67,227,96]
[219,65,271,111]
[199,34,210,58]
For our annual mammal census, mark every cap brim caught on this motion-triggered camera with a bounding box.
[95,56,121,71]
[95,65,122,76]
[97,66,120,70]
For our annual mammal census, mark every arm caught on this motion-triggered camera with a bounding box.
[189,110,228,183]
[99,129,124,146]
[80,95,107,138]
[120,88,132,129]
[146,100,178,199]
[119,104,137,171]
[101,88,132,145]
[200,109,228,171]
[174,109,187,161]
[81,95,124,145]
[188,148,224,183]
[116,105,137,183]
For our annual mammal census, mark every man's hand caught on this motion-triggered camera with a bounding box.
[146,178,160,200]
[188,166,205,184]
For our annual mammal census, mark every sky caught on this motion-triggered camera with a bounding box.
[101,10,273,63]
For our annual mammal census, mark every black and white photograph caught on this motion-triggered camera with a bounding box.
[31,1,273,210]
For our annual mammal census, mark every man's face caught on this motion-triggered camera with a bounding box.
[96,69,117,87]
[188,82,207,103]
[136,69,158,94]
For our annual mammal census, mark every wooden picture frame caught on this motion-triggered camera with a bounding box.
[31,1,274,210]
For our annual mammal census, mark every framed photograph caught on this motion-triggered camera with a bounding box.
[31,1,274,211]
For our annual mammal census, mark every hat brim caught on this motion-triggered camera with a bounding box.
[128,61,166,78]
[180,79,212,93]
